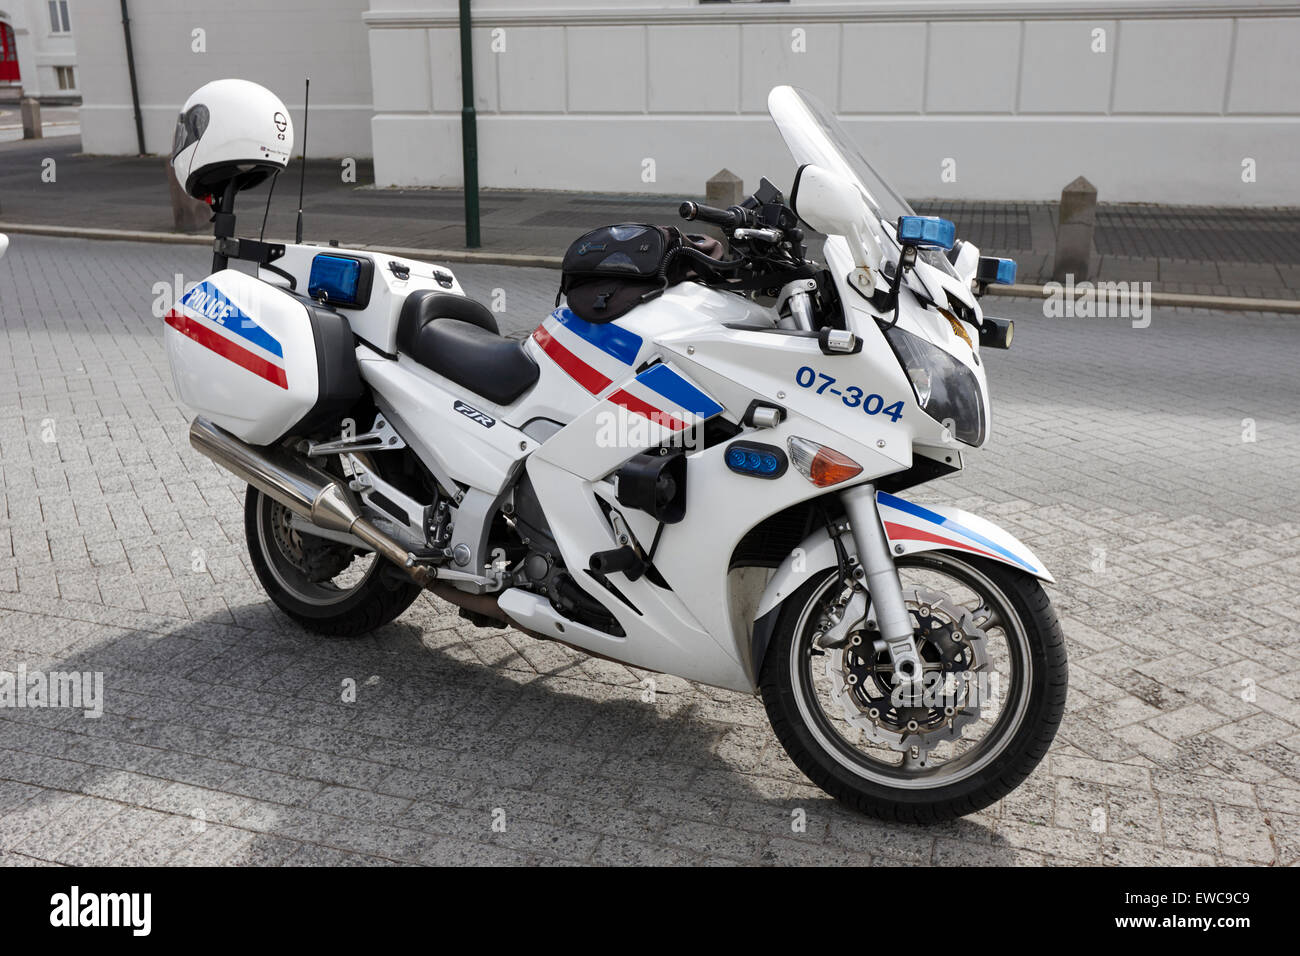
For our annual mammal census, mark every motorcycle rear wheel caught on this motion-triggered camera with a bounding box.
[759,552,1067,823]
[244,486,422,637]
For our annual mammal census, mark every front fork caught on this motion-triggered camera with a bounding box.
[839,483,925,701]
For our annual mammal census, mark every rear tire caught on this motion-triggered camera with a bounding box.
[244,486,422,637]
[759,553,1067,823]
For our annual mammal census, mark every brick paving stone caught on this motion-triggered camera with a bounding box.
[0,235,1297,866]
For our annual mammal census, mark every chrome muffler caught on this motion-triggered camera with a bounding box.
[189,417,436,586]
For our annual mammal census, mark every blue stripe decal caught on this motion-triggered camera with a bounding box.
[876,491,1037,573]
[553,308,642,366]
[181,281,283,359]
[636,364,724,419]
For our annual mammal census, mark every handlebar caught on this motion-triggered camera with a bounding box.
[679,200,751,231]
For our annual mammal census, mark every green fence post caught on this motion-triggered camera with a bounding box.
[459,0,481,249]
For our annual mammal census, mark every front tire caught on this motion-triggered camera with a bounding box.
[760,552,1067,823]
[244,486,422,637]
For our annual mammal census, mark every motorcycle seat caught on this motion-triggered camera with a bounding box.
[397,291,539,406]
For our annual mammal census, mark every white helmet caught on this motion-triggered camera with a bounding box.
[171,79,293,200]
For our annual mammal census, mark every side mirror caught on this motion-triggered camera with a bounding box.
[0,234,8,260]
[951,239,981,285]
[791,164,883,290]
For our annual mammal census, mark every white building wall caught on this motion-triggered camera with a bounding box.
[365,0,1300,205]
[3,0,78,98]
[75,0,374,157]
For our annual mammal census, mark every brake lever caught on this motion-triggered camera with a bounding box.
[732,227,783,243]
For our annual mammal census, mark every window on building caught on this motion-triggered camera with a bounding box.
[48,0,71,34]
[56,65,75,90]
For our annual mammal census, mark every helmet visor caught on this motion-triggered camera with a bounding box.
[171,104,210,160]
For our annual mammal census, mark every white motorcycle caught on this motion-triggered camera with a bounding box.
[164,80,1066,822]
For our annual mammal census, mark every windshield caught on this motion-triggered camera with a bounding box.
[769,86,957,278]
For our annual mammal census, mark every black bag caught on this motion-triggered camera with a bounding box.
[557,223,724,323]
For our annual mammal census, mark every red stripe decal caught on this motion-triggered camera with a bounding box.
[533,324,612,394]
[882,521,1000,561]
[608,389,689,432]
[532,322,688,430]
[165,311,288,389]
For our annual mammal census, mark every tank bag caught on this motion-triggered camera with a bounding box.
[556,223,724,323]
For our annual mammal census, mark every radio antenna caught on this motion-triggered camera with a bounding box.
[259,170,279,242]
[295,77,310,245]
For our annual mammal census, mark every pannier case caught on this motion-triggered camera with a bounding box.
[163,268,361,445]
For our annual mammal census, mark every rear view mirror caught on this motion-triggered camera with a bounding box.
[790,164,883,289]
[951,240,980,285]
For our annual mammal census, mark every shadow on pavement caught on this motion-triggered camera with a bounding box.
[0,595,1048,865]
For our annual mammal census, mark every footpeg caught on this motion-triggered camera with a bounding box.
[588,546,646,581]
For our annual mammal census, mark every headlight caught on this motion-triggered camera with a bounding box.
[883,325,985,445]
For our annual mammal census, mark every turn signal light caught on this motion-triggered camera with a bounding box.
[787,437,863,487]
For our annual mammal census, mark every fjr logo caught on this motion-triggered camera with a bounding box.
[454,400,495,428]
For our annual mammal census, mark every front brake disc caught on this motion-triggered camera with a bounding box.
[826,587,989,759]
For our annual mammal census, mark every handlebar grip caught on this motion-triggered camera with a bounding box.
[679,201,744,230]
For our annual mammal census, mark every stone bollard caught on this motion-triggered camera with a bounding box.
[1053,175,1097,283]
[20,97,41,140]
[167,159,213,233]
[706,169,744,208]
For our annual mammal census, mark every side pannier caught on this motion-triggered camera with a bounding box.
[164,268,362,445]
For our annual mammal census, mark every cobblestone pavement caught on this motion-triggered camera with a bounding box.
[1,235,1298,866]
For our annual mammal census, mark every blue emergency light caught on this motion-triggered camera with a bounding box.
[896,216,956,251]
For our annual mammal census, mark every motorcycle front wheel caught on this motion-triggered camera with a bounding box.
[759,551,1067,823]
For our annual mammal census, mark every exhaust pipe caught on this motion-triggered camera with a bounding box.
[188,418,556,637]
[189,417,435,586]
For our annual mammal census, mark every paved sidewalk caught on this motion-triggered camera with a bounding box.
[0,107,80,146]
[2,137,1298,300]
[1,235,1299,866]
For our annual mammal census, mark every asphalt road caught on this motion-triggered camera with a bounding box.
[0,235,1297,865]
[3,134,1298,298]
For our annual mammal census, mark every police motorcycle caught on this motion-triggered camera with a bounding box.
[163,79,1065,821]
